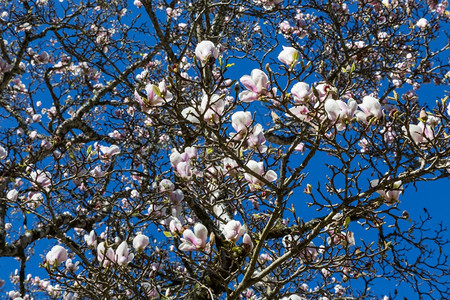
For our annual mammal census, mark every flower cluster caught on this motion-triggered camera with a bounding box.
[170,147,198,179]
[134,80,173,113]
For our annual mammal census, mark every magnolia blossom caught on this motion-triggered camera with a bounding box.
[195,40,219,66]
[135,81,173,111]
[288,105,311,121]
[242,233,253,251]
[238,69,270,102]
[315,83,336,102]
[404,122,434,145]
[201,94,226,123]
[355,96,384,121]
[170,147,197,168]
[291,82,311,103]
[278,46,299,68]
[169,189,184,204]
[170,147,197,179]
[327,230,355,247]
[115,241,134,265]
[0,145,6,160]
[231,111,253,140]
[246,123,268,153]
[229,112,267,152]
[223,157,239,175]
[169,217,184,234]
[90,165,104,178]
[30,170,52,191]
[159,179,175,192]
[244,160,277,190]
[416,18,428,29]
[182,94,225,124]
[7,189,18,201]
[84,230,97,248]
[371,179,403,205]
[179,223,209,251]
[97,242,115,267]
[174,161,193,179]
[99,144,121,162]
[223,220,246,242]
[281,295,306,300]
[46,245,68,266]
[65,259,79,272]
[229,111,267,152]
[133,234,149,251]
[324,99,357,130]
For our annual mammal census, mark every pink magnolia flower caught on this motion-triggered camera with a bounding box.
[291,82,311,103]
[355,96,384,121]
[159,179,175,192]
[169,189,184,204]
[30,170,52,191]
[201,94,225,123]
[195,41,219,66]
[238,69,270,102]
[135,81,173,112]
[246,123,268,153]
[84,230,97,248]
[281,295,306,300]
[179,223,209,251]
[242,233,253,251]
[65,258,79,272]
[115,241,134,265]
[90,165,104,178]
[169,217,184,235]
[175,161,193,179]
[46,245,68,266]
[223,220,246,242]
[6,189,18,201]
[133,234,149,251]
[315,83,336,102]
[278,46,299,68]
[294,142,305,153]
[244,160,277,190]
[416,18,428,29]
[371,179,403,205]
[168,150,183,167]
[170,147,197,179]
[404,122,434,145]
[288,105,311,121]
[182,94,226,124]
[279,20,291,33]
[223,157,239,175]
[97,242,115,267]
[231,111,253,140]
[324,99,357,130]
[327,230,355,247]
[148,81,173,106]
[0,145,7,160]
[170,147,197,168]
[99,145,121,162]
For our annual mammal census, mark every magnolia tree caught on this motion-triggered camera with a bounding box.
[0,0,449,299]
